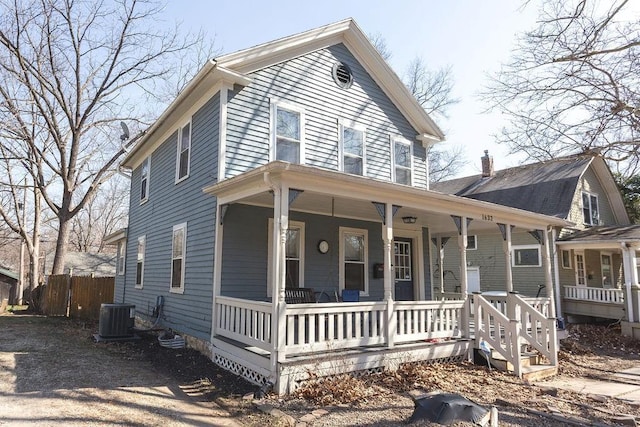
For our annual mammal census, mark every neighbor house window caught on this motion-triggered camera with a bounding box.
[512,244,541,267]
[575,251,586,286]
[176,122,191,182]
[340,227,368,294]
[339,120,365,175]
[267,220,305,296]
[582,191,599,225]
[140,156,150,203]
[561,249,571,269]
[601,253,612,288]
[117,242,125,275]
[392,137,412,185]
[467,235,478,250]
[171,223,187,293]
[135,235,145,288]
[271,101,304,164]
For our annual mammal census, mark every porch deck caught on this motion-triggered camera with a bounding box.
[211,294,556,393]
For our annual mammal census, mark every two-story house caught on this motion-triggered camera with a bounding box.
[113,19,569,393]
[433,151,640,337]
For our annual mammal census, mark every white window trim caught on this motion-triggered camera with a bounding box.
[391,136,413,186]
[338,119,366,176]
[267,219,305,297]
[339,227,369,296]
[467,235,478,251]
[270,99,305,164]
[511,244,542,267]
[135,235,145,289]
[561,249,572,269]
[117,242,125,276]
[582,190,600,226]
[170,222,187,294]
[175,121,191,184]
[140,156,150,204]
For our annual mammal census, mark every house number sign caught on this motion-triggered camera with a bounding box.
[482,214,494,221]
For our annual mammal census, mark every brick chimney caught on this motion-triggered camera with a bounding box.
[481,150,494,177]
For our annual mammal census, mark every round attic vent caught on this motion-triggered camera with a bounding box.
[332,62,353,89]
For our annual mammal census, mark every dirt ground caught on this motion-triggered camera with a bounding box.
[1,312,640,426]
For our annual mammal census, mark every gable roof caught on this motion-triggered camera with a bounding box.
[122,19,444,170]
[432,154,629,223]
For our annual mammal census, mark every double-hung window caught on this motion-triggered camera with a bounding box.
[339,120,365,175]
[267,220,305,296]
[117,242,125,275]
[140,156,150,203]
[135,235,145,288]
[582,191,599,225]
[512,244,541,267]
[561,249,572,269]
[176,122,191,182]
[272,102,304,164]
[467,235,478,250]
[340,227,368,295]
[171,223,187,293]
[392,137,412,185]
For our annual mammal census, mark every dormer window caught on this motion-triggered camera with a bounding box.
[582,191,599,225]
[271,101,305,164]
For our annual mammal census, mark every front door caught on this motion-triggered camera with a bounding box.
[466,267,480,294]
[394,238,414,301]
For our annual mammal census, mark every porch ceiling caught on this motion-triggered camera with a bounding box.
[204,162,572,234]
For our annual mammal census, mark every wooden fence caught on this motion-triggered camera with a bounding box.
[44,274,115,320]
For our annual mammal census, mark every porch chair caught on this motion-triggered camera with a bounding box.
[284,287,316,304]
[341,289,360,302]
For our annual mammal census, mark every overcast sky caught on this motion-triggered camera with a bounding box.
[161,1,541,176]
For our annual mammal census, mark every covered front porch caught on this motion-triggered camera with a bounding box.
[555,225,640,337]
[204,162,568,393]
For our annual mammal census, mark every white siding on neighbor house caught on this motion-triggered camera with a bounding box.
[224,43,428,187]
[121,93,220,341]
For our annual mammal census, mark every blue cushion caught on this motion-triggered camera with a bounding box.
[342,289,360,302]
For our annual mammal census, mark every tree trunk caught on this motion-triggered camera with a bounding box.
[29,188,41,291]
[52,216,71,275]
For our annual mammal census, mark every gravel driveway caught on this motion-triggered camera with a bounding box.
[0,314,240,426]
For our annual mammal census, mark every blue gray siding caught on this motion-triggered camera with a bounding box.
[221,204,431,301]
[225,43,428,187]
[121,93,220,340]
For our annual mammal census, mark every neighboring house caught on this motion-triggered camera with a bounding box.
[44,252,116,277]
[0,266,18,305]
[432,151,640,335]
[116,19,569,393]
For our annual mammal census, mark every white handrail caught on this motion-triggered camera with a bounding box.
[214,296,272,351]
[512,294,557,366]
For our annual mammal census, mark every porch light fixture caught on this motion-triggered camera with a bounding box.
[402,216,417,224]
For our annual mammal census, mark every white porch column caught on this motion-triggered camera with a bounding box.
[210,201,226,343]
[500,224,514,293]
[270,182,289,374]
[383,203,396,348]
[458,220,468,295]
[542,228,556,318]
[622,244,635,323]
[438,236,445,294]
[551,228,563,320]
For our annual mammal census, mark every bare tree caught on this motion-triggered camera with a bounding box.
[484,0,640,177]
[0,0,212,274]
[69,177,129,253]
[369,34,465,181]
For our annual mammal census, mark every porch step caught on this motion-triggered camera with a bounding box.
[475,349,557,382]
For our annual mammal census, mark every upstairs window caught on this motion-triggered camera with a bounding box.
[171,223,187,293]
[582,191,599,225]
[135,235,145,288]
[392,137,412,185]
[339,121,365,176]
[176,122,191,182]
[140,157,150,203]
[272,102,304,164]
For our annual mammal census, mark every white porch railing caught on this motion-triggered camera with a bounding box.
[474,293,557,378]
[564,285,624,304]
[214,296,272,351]
[214,297,465,357]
